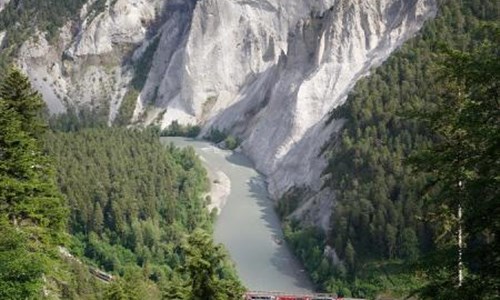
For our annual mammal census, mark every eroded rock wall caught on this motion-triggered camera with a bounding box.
[16,0,437,227]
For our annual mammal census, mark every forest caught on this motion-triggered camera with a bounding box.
[0,0,498,299]
[0,68,243,299]
[282,0,499,299]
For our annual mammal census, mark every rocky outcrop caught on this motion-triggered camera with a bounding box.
[17,0,166,118]
[16,0,437,227]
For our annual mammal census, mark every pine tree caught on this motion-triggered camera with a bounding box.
[92,202,104,234]
[413,29,500,299]
[0,219,46,299]
[0,68,46,137]
[181,229,244,300]
[344,241,355,272]
[0,68,66,234]
[163,273,191,300]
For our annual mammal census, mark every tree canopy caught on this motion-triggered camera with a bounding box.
[413,27,499,299]
[0,68,67,299]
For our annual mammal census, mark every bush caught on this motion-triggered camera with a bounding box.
[205,128,227,143]
[224,135,240,150]
[160,121,201,138]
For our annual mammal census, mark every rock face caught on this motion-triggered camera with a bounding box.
[17,0,167,117]
[17,0,437,226]
[0,0,9,13]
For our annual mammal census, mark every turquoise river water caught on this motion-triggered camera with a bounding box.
[162,137,312,293]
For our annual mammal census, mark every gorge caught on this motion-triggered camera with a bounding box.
[4,0,497,298]
[12,0,438,229]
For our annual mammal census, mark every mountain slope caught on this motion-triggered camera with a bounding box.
[281,0,499,297]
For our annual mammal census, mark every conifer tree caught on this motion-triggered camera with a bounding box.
[414,29,500,299]
[182,230,244,300]
[0,68,67,299]
[0,68,46,137]
[0,219,46,299]
[0,68,66,234]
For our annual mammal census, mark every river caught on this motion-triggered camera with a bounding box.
[161,137,312,293]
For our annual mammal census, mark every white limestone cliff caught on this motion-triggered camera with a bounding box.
[141,0,437,225]
[17,0,165,119]
[16,0,437,227]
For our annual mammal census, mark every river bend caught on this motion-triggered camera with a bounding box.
[162,137,312,293]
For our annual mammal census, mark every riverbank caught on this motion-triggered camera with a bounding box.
[162,137,313,292]
[200,154,231,214]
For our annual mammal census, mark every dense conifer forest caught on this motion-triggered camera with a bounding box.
[282,0,499,298]
[0,69,243,299]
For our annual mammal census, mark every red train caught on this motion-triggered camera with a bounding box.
[245,292,336,300]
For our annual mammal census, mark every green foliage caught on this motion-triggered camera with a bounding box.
[0,220,46,300]
[114,89,139,126]
[204,128,228,144]
[43,126,242,298]
[58,257,109,299]
[203,128,241,150]
[49,106,108,132]
[283,222,331,282]
[412,28,500,299]
[277,188,307,218]
[0,68,46,137]
[0,68,67,235]
[104,267,161,300]
[284,0,500,298]
[0,68,242,299]
[284,221,425,299]
[112,37,160,127]
[44,128,211,273]
[161,120,202,138]
[179,229,245,300]
[86,0,109,23]
[0,0,86,37]
[223,135,240,150]
[0,69,67,298]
